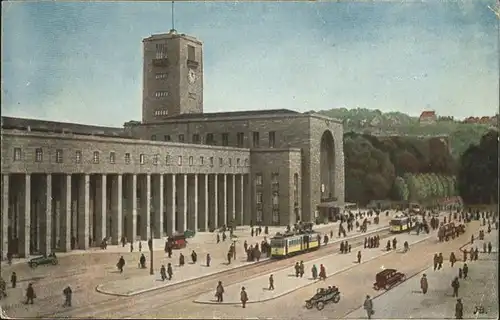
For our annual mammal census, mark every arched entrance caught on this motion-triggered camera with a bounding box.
[320,130,335,200]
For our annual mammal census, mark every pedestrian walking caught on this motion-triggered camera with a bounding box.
[420,274,428,294]
[455,298,463,319]
[364,295,374,319]
[268,274,275,290]
[25,283,36,305]
[240,287,248,308]
[10,272,17,288]
[215,281,224,302]
[451,277,460,297]
[63,286,72,307]
[357,251,362,264]
[462,263,468,279]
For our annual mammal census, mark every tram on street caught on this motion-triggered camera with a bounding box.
[270,231,320,258]
[389,214,412,233]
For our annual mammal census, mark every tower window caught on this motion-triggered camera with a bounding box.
[200,156,204,165]
[192,134,200,144]
[153,154,159,165]
[178,156,182,166]
[140,154,145,165]
[13,148,22,161]
[93,151,100,164]
[187,45,196,61]
[56,149,63,163]
[255,174,263,187]
[35,148,43,162]
[209,157,214,167]
[125,153,131,164]
[189,156,194,166]
[155,91,168,98]
[219,158,223,167]
[155,43,167,59]
[154,109,168,116]
[75,151,82,164]
[165,154,171,165]
[164,135,171,142]
[155,73,168,80]
[206,133,214,145]
[178,134,185,143]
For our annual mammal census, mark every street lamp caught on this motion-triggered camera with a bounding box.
[149,225,154,275]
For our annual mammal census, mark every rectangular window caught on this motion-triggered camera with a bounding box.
[154,91,168,98]
[236,158,240,166]
[93,151,100,164]
[178,134,185,143]
[209,157,214,167]
[206,133,214,145]
[165,154,171,165]
[269,131,276,148]
[155,43,167,59]
[188,156,194,166]
[151,135,157,141]
[272,191,279,206]
[155,73,168,80]
[256,210,263,223]
[75,151,82,164]
[219,158,224,167]
[140,154,145,165]
[56,149,63,163]
[155,109,168,117]
[164,135,171,142]
[222,133,229,146]
[187,45,196,61]
[200,156,204,165]
[245,159,249,167]
[192,134,200,144]
[13,148,21,161]
[255,174,263,187]
[271,173,279,187]
[253,132,260,147]
[228,158,232,167]
[35,148,43,162]
[177,156,182,166]
[237,132,244,148]
[109,152,116,164]
[272,210,280,224]
[153,154,159,165]
[256,192,263,204]
[125,153,131,164]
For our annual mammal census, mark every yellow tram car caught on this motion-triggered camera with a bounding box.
[270,231,320,258]
[389,214,414,233]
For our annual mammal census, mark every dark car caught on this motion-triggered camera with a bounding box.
[373,268,405,290]
[28,254,58,268]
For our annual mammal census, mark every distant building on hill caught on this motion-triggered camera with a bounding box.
[419,111,437,125]
[463,116,498,126]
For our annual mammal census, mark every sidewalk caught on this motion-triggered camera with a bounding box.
[192,231,433,304]
[96,222,391,296]
[459,226,498,256]
[346,252,498,319]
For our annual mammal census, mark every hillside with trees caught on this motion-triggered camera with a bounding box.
[343,132,458,205]
[316,108,492,158]
[457,130,499,205]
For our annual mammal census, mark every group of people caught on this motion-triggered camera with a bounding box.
[364,235,381,249]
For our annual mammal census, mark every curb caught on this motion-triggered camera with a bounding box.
[192,235,432,305]
[96,225,392,297]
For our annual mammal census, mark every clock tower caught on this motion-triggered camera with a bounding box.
[142,30,203,123]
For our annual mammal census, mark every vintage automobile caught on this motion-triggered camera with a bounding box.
[167,233,187,249]
[28,253,58,268]
[373,268,406,290]
[305,287,341,310]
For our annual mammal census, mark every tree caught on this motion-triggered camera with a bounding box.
[458,130,499,204]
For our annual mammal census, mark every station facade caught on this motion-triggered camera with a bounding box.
[0,30,344,257]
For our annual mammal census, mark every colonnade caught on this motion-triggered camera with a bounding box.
[0,173,250,258]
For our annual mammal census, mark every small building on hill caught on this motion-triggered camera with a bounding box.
[419,111,437,125]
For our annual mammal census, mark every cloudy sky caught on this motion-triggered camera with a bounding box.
[1,1,498,126]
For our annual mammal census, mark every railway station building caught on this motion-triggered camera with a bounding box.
[0,30,345,257]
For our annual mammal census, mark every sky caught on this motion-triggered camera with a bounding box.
[1,1,499,127]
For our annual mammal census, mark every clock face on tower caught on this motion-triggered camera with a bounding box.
[188,68,196,84]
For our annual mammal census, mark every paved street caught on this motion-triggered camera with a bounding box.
[1,212,391,318]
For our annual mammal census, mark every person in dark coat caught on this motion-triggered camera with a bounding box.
[139,254,146,268]
[433,254,439,271]
[179,253,185,266]
[455,298,463,319]
[167,263,173,280]
[340,241,345,254]
[160,265,167,281]
[240,287,248,308]
[117,256,125,273]
[299,261,305,278]
[25,283,36,304]
[206,253,211,267]
[294,262,300,277]
[450,252,456,267]
[11,272,17,288]
[420,274,428,294]
[268,274,275,290]
[392,238,397,250]
[215,281,224,302]
[357,251,362,264]
[451,277,460,297]
[63,286,72,307]
[488,242,492,254]
[438,253,444,270]
[191,250,197,264]
[462,263,468,279]
[386,240,391,252]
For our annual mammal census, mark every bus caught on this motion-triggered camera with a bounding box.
[390,214,412,233]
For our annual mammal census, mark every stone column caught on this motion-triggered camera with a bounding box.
[165,174,176,235]
[111,174,123,245]
[187,175,198,231]
[40,174,52,255]
[1,174,9,258]
[243,174,251,225]
[77,174,90,250]
[95,174,107,243]
[235,174,244,226]
[19,174,31,257]
[198,174,209,231]
[218,174,227,227]
[54,200,60,249]
[139,174,151,240]
[126,174,137,242]
[227,174,235,227]
[208,174,218,230]
[60,174,72,252]
[176,174,187,233]
[152,174,164,238]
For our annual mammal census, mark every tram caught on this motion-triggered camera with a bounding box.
[270,231,320,258]
[389,214,413,233]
